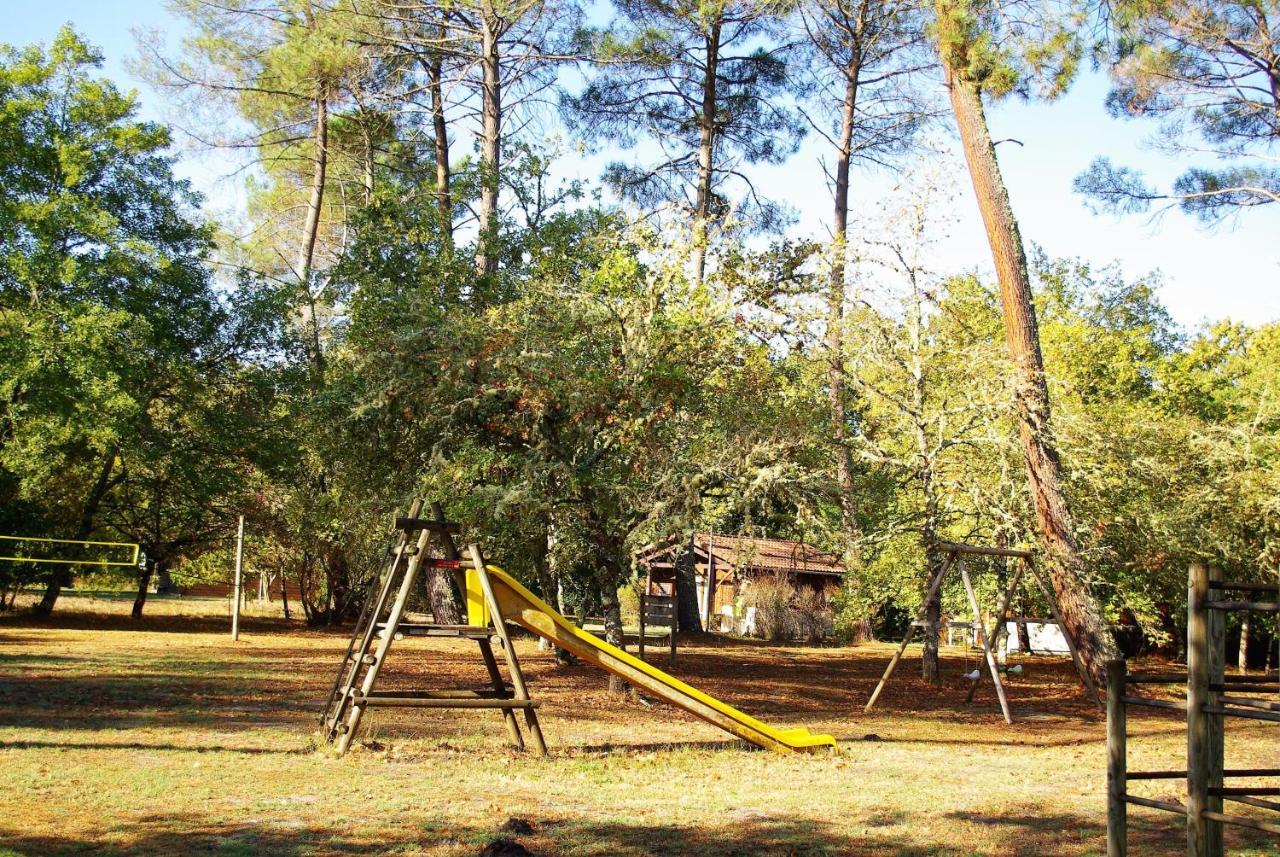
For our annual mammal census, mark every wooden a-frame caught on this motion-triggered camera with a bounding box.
[864,541,1096,723]
[320,500,547,755]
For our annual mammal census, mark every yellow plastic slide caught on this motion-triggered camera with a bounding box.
[467,564,838,753]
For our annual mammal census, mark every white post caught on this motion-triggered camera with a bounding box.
[231,515,244,641]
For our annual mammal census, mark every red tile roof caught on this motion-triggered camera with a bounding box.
[637,533,846,576]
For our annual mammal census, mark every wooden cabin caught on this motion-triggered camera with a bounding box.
[634,534,846,632]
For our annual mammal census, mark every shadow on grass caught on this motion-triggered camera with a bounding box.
[2,805,1248,857]
[0,810,1098,857]
[0,738,308,754]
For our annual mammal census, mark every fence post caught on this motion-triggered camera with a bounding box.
[1206,566,1224,857]
[231,514,244,642]
[1106,659,1127,857]
[1186,561,1208,857]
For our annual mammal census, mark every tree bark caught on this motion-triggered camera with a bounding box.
[691,18,722,285]
[34,446,117,615]
[279,569,291,620]
[155,563,176,595]
[939,61,1118,690]
[531,524,573,664]
[675,538,703,633]
[828,35,865,574]
[132,557,155,620]
[298,86,329,379]
[428,29,453,247]
[475,8,501,276]
[1237,613,1249,672]
[600,584,628,694]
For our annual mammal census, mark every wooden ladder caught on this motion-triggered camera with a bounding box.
[320,500,546,755]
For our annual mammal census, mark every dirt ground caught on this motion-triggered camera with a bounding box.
[0,595,1276,856]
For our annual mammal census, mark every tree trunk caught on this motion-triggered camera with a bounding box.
[531,525,573,664]
[34,446,117,615]
[133,557,155,619]
[298,87,329,379]
[828,42,864,574]
[600,584,628,694]
[691,19,722,285]
[279,569,291,620]
[675,539,703,633]
[1237,613,1249,672]
[940,62,1118,690]
[425,564,462,624]
[155,563,176,595]
[429,32,453,247]
[475,10,501,276]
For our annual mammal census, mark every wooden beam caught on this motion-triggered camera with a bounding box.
[935,540,1032,560]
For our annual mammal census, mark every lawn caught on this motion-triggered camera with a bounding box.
[0,596,1275,857]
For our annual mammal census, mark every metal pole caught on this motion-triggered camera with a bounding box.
[231,515,244,641]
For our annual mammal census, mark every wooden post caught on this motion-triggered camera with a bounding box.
[231,515,244,641]
[1206,565,1224,857]
[638,593,646,661]
[703,530,716,630]
[334,525,433,754]
[1187,561,1210,857]
[469,545,547,756]
[960,558,1012,723]
[865,552,955,713]
[669,598,676,667]
[1106,659,1127,857]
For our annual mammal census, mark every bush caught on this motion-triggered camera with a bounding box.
[741,575,836,643]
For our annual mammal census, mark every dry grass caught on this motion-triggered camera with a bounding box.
[0,595,1276,857]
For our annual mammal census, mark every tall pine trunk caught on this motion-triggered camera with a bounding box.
[691,20,721,285]
[829,30,865,574]
[428,30,453,247]
[475,9,501,276]
[940,61,1117,690]
[298,87,329,380]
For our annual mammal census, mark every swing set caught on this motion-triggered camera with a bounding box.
[864,540,1097,723]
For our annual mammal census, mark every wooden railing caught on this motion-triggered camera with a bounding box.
[1106,562,1280,856]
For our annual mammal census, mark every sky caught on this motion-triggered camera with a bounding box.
[9,1,1280,330]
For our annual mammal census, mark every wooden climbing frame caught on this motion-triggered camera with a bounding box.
[320,500,547,755]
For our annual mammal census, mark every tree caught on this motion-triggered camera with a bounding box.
[930,0,1119,688]
[1076,0,1280,221]
[792,0,933,569]
[0,27,239,614]
[563,0,805,283]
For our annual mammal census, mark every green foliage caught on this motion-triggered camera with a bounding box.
[1076,0,1280,220]
[0,27,282,604]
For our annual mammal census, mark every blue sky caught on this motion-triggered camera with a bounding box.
[10,1,1279,329]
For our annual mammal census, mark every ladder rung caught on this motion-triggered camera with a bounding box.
[353,696,539,709]
[394,517,460,534]
[364,689,510,700]
[377,623,494,638]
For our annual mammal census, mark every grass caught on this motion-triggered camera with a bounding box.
[0,594,1276,856]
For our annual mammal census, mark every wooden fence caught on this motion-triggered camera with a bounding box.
[1106,562,1280,856]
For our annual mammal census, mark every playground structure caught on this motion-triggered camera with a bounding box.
[864,540,1096,723]
[1106,562,1280,856]
[321,501,838,755]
